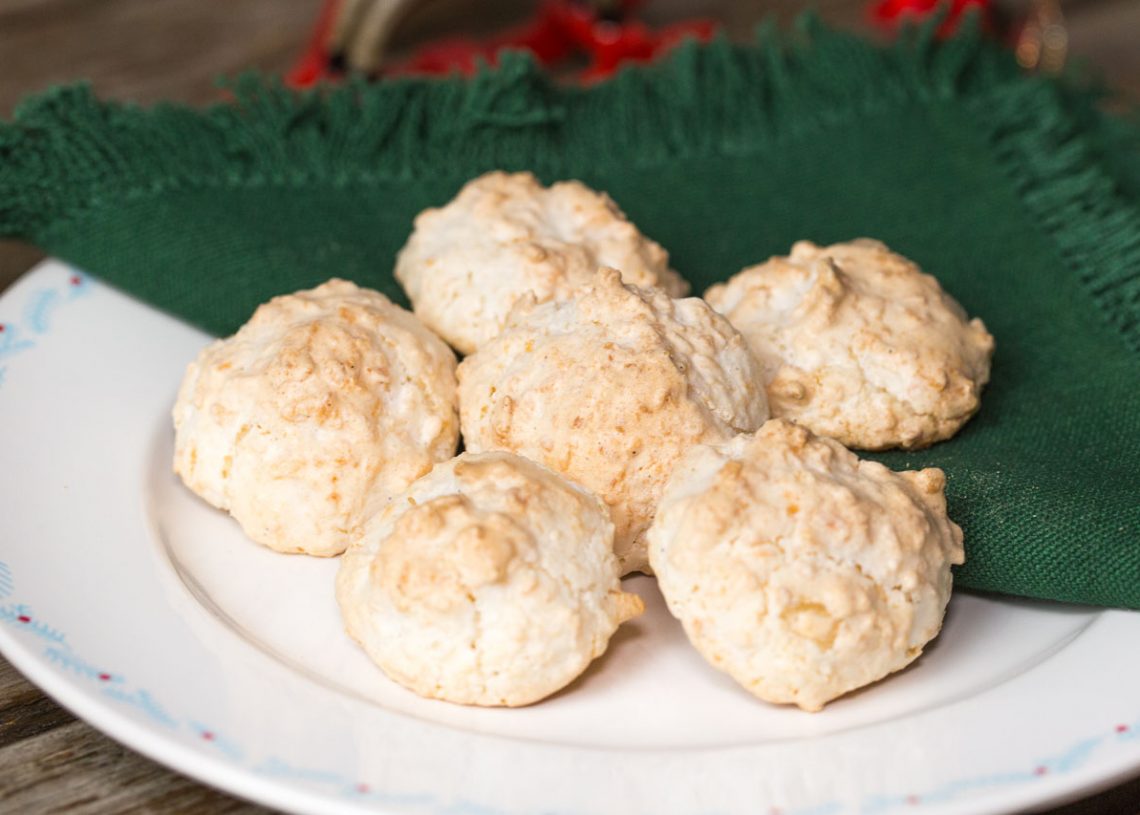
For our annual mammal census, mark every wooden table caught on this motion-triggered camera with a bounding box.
[1,1,1138,812]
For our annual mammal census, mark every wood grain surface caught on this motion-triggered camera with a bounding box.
[1,1,1138,813]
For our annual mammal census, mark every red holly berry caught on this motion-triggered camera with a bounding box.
[871,0,993,37]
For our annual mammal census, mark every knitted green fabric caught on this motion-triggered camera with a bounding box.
[2,19,1138,608]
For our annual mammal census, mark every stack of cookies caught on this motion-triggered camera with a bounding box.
[173,171,993,712]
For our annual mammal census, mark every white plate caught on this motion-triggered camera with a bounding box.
[1,260,1138,815]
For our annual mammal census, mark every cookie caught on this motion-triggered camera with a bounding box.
[648,419,965,711]
[395,171,688,354]
[459,268,768,573]
[336,451,643,706]
[705,239,994,449]
[173,279,458,556]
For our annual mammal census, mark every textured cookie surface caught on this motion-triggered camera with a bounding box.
[395,170,688,354]
[647,419,965,712]
[336,452,643,707]
[705,239,994,449]
[458,268,768,574]
[172,279,459,556]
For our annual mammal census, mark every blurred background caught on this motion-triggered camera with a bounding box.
[0,1,1138,812]
[3,0,1138,113]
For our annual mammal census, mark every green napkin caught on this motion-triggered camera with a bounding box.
[2,19,1138,608]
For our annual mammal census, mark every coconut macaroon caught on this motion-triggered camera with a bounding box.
[648,419,964,712]
[705,239,994,450]
[395,170,689,354]
[336,452,643,707]
[173,279,459,557]
[459,268,768,575]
